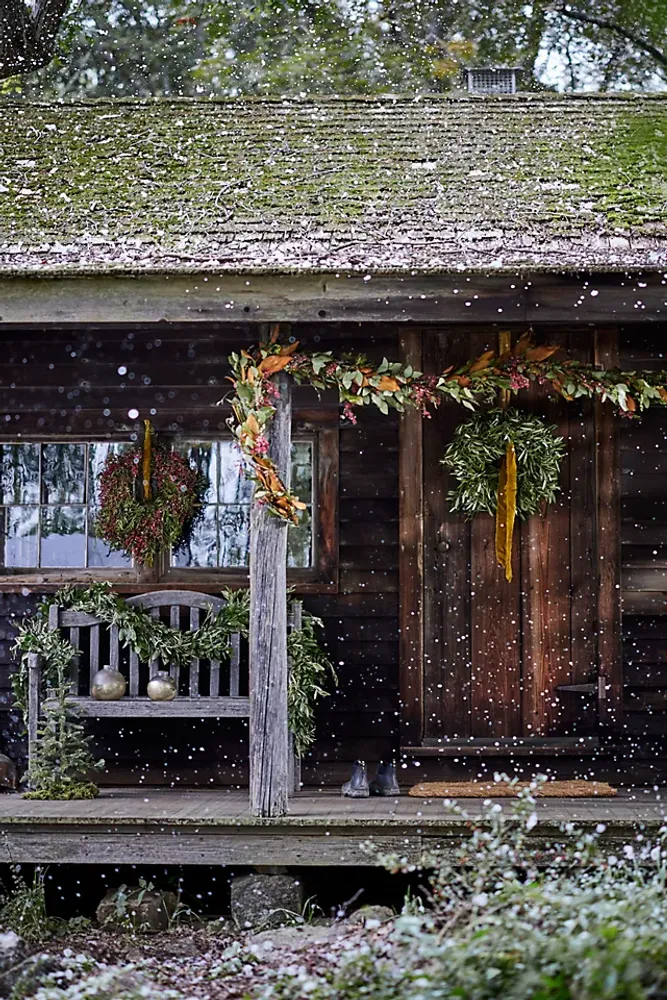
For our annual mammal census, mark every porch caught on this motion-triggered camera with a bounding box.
[0,787,662,867]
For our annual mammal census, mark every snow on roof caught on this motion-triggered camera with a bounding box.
[1,94,666,275]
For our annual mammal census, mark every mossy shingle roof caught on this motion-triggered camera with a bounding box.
[1,95,666,274]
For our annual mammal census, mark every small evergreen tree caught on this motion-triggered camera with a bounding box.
[26,697,103,801]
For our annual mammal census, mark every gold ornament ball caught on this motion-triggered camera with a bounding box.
[91,665,127,701]
[147,671,178,702]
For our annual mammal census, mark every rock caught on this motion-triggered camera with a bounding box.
[251,923,347,949]
[96,887,178,933]
[346,904,394,928]
[0,757,17,792]
[230,874,304,930]
[0,931,24,973]
[0,952,60,999]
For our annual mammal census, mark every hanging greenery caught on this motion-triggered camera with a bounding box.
[12,584,333,796]
[225,330,667,524]
[96,440,205,568]
[442,408,566,520]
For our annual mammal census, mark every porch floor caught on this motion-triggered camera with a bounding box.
[0,788,663,866]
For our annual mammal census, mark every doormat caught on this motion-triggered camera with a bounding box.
[408,780,617,798]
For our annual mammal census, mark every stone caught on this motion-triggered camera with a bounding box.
[0,952,60,999]
[345,904,394,928]
[0,756,17,792]
[230,874,304,930]
[96,887,178,933]
[251,923,347,949]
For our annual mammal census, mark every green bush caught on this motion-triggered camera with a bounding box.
[259,777,667,1000]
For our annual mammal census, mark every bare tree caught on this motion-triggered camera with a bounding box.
[0,0,71,79]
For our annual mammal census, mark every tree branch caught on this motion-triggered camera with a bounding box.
[555,5,667,69]
[0,0,71,80]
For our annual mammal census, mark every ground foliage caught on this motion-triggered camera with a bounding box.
[257,779,667,1000]
[228,331,667,523]
[443,407,566,518]
[9,0,667,97]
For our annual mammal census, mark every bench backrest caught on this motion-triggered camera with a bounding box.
[50,590,243,700]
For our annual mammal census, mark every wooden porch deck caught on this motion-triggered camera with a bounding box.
[0,788,663,866]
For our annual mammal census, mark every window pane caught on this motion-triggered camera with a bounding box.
[291,442,313,504]
[175,442,218,504]
[288,507,312,569]
[3,506,38,567]
[41,506,86,568]
[88,535,131,569]
[219,442,253,504]
[42,444,85,504]
[0,444,39,504]
[173,504,217,568]
[219,505,250,567]
[88,442,130,507]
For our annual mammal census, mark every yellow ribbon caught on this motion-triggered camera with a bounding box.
[496,441,517,582]
[142,419,152,501]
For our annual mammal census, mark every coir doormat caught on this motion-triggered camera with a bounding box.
[408,780,617,798]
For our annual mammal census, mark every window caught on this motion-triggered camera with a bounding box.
[0,427,338,591]
[0,442,131,570]
[172,440,314,570]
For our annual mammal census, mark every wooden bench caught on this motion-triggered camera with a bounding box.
[27,590,302,789]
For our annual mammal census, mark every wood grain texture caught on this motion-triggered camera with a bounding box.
[398,329,424,747]
[1,273,665,325]
[520,331,573,737]
[469,332,521,739]
[249,369,291,817]
[44,696,250,717]
[422,329,472,740]
[595,328,623,731]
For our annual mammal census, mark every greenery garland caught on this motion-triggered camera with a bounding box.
[226,330,667,524]
[13,584,333,797]
[442,408,566,519]
[96,446,205,567]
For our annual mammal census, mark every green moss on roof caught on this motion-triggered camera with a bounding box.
[0,95,666,273]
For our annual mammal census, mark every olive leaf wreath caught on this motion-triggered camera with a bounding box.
[442,408,566,519]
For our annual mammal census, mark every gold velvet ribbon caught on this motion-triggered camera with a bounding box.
[495,440,517,582]
[142,419,152,501]
[495,330,515,581]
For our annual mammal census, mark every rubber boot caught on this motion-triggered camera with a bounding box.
[369,761,400,797]
[341,760,370,798]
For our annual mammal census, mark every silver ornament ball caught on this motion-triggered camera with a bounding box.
[147,670,177,702]
[91,665,127,701]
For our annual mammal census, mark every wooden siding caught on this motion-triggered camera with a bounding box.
[620,327,667,742]
[0,324,400,785]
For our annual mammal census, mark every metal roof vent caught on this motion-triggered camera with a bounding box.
[465,67,521,94]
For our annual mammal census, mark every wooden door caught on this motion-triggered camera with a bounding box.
[402,327,620,750]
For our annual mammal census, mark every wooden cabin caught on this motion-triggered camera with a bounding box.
[0,92,666,813]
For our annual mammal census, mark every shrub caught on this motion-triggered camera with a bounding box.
[259,777,667,1000]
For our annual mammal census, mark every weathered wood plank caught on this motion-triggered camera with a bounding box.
[249,368,291,817]
[398,329,424,747]
[1,273,664,325]
[423,329,472,741]
[42,696,250,718]
[595,328,623,731]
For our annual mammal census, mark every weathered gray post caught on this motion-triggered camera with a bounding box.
[249,370,291,817]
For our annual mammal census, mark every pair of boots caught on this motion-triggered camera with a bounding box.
[341,760,400,798]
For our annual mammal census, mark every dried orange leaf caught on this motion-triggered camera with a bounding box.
[259,355,292,375]
[525,344,559,362]
[245,413,261,436]
[468,350,495,372]
[377,375,400,392]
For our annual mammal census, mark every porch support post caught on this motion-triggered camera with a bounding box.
[249,370,292,817]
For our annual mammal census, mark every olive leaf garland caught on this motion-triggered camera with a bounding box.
[225,330,667,524]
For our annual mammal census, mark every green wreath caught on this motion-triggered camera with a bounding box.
[442,408,566,518]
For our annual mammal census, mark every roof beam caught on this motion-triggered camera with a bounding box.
[0,272,664,325]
